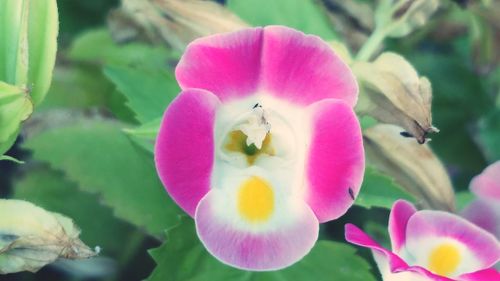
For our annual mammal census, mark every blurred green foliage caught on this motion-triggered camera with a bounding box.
[1,0,499,280]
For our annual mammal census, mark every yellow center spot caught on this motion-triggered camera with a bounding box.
[225,130,274,165]
[238,176,274,222]
[428,243,461,277]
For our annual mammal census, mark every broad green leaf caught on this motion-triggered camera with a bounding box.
[147,217,376,281]
[23,120,182,237]
[0,0,58,105]
[13,166,141,260]
[104,64,179,123]
[227,0,338,39]
[355,166,415,209]
[478,109,500,162]
[0,199,96,274]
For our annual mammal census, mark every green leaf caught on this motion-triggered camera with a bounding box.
[124,117,161,154]
[68,28,175,67]
[23,120,182,237]
[478,109,500,162]
[455,191,475,212]
[227,0,338,39]
[104,64,179,123]
[356,166,415,209]
[39,65,136,123]
[147,217,376,281]
[12,166,141,260]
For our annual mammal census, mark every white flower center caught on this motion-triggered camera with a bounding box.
[238,105,271,149]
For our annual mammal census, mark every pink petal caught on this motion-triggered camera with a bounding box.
[155,89,220,216]
[260,26,358,106]
[389,200,417,252]
[459,268,500,281]
[176,26,358,106]
[406,211,500,271]
[195,191,319,271]
[305,100,364,222]
[470,161,500,201]
[461,199,500,238]
[345,224,409,271]
[345,224,454,281]
[176,28,263,102]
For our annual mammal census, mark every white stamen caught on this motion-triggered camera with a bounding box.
[238,105,271,149]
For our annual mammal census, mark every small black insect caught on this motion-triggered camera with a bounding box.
[348,188,355,200]
[400,131,414,138]
[253,103,260,109]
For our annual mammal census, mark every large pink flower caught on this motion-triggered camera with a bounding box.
[155,26,364,270]
[345,200,500,281]
[462,161,500,239]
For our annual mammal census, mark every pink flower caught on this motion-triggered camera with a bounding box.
[345,200,500,281]
[155,26,364,270]
[462,161,500,239]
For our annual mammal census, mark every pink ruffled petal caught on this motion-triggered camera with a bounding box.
[260,26,358,106]
[459,268,500,281]
[176,26,358,106]
[461,199,500,238]
[195,191,319,271]
[470,161,500,201]
[305,100,364,222]
[406,211,500,271]
[176,28,264,102]
[155,89,220,216]
[345,224,454,281]
[389,200,417,252]
[345,224,409,271]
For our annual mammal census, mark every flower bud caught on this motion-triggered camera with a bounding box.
[354,52,438,144]
[364,124,455,211]
[0,82,33,158]
[0,199,98,274]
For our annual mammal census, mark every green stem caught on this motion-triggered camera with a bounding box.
[356,27,387,61]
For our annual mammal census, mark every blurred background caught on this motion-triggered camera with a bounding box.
[0,0,498,280]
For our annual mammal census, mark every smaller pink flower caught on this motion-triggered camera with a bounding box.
[345,200,500,281]
[462,161,500,239]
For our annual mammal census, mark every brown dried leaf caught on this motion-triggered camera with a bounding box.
[109,0,249,50]
[364,124,455,211]
[0,199,98,274]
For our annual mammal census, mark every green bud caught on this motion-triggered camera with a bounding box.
[0,0,59,105]
[0,82,33,157]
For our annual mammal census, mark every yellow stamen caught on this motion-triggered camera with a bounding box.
[238,176,274,222]
[428,243,461,277]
